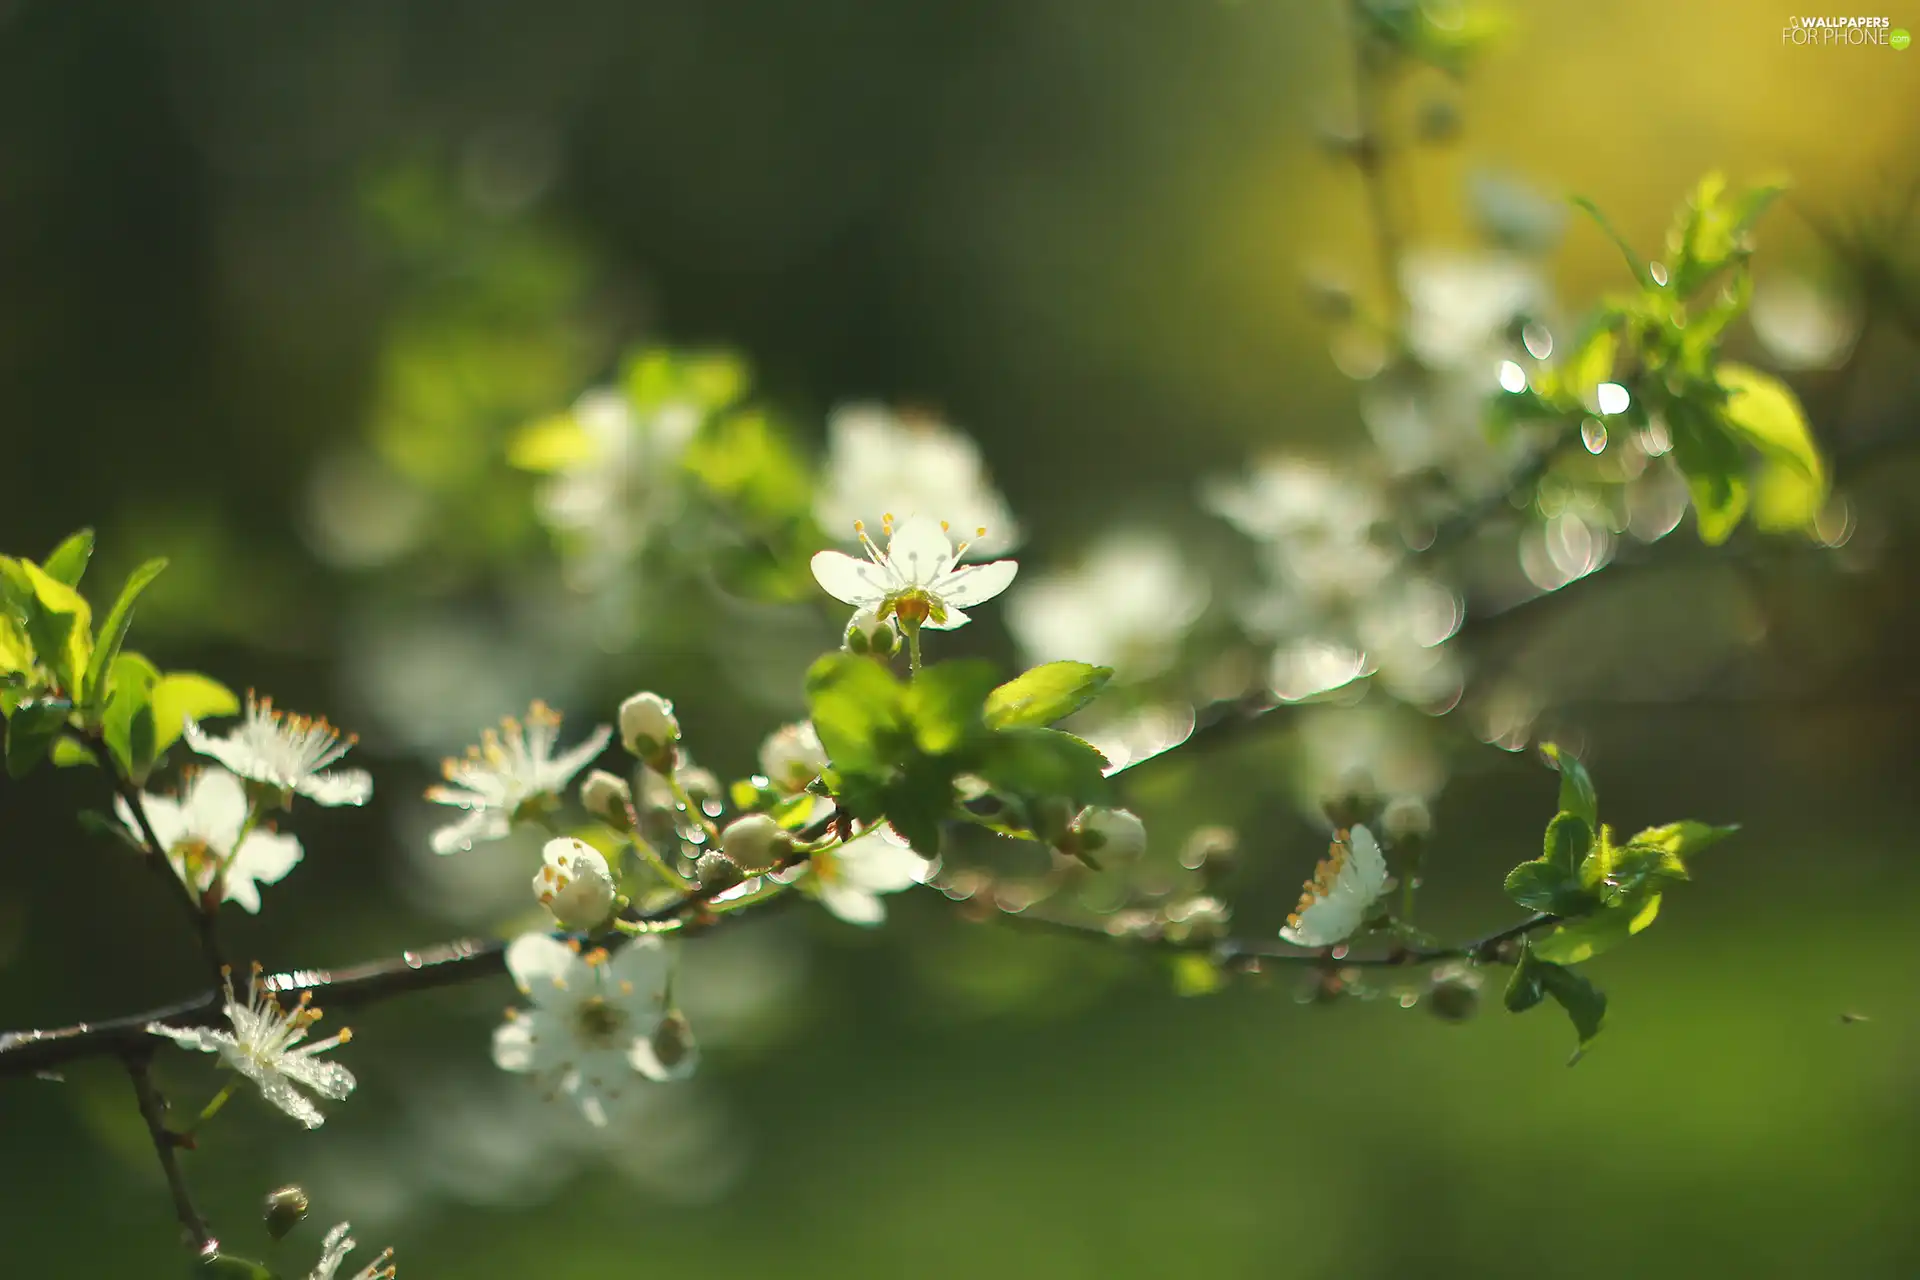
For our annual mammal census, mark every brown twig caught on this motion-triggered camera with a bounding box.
[124,1048,216,1257]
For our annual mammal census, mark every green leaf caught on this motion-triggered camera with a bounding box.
[1504,943,1548,1013]
[976,727,1113,810]
[102,652,160,779]
[1539,743,1598,830]
[1669,406,1749,544]
[1542,811,1592,877]
[6,699,69,778]
[1626,819,1738,864]
[1716,363,1826,534]
[41,528,95,588]
[683,410,814,524]
[1171,952,1226,997]
[49,736,98,767]
[804,653,907,777]
[199,1254,278,1279]
[79,557,167,715]
[1532,893,1662,965]
[16,559,93,693]
[984,661,1114,730]
[1503,859,1598,916]
[506,412,593,473]
[903,660,999,756]
[149,671,237,760]
[1538,962,1608,1063]
[1570,195,1649,285]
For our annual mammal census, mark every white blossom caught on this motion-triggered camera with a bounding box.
[1005,530,1207,679]
[536,387,702,587]
[808,827,932,926]
[425,702,612,855]
[1279,825,1388,948]
[618,692,679,758]
[815,403,1019,555]
[1400,251,1544,372]
[492,934,683,1127]
[307,1221,395,1280]
[148,965,356,1130]
[114,768,301,913]
[183,695,372,807]
[759,721,829,794]
[810,515,1018,632]
[533,837,618,930]
[1068,807,1148,867]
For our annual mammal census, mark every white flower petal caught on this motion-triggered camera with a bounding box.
[279,1054,357,1101]
[299,768,374,808]
[503,933,584,1006]
[545,722,614,787]
[935,558,1019,609]
[836,834,932,894]
[255,1071,328,1129]
[184,768,250,844]
[429,806,509,856]
[492,1014,560,1075]
[923,605,971,631]
[884,517,955,585]
[819,881,887,926]
[810,549,890,606]
[225,830,304,912]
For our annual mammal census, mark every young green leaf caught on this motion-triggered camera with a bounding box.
[1538,962,1608,1063]
[79,557,167,716]
[1503,859,1598,916]
[983,661,1113,730]
[5,699,69,778]
[1570,194,1650,286]
[16,559,93,694]
[1716,363,1826,534]
[1539,743,1598,829]
[1503,943,1548,1013]
[1532,894,1662,965]
[41,528,95,588]
[976,726,1113,810]
[49,735,98,768]
[904,659,1000,756]
[149,670,237,761]
[805,653,907,777]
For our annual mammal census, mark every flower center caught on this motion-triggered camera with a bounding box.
[572,996,629,1048]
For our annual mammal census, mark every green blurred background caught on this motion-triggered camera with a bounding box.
[3,1,1919,1276]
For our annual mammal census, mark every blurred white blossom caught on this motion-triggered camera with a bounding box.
[811,515,1018,632]
[1006,530,1207,679]
[533,837,618,929]
[816,403,1019,555]
[307,1222,395,1280]
[1279,825,1387,948]
[493,934,681,1127]
[148,967,356,1130]
[806,827,931,925]
[114,768,301,913]
[426,702,611,855]
[537,388,701,586]
[759,720,829,794]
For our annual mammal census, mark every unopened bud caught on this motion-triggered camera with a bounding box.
[619,692,679,763]
[634,1009,700,1081]
[720,813,790,873]
[1382,795,1431,844]
[579,770,633,828]
[694,851,745,896]
[759,721,829,795]
[844,607,899,658]
[533,837,617,930]
[1426,964,1482,1023]
[262,1184,309,1240]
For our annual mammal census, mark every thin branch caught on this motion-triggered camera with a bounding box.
[124,1049,217,1257]
[988,902,1557,970]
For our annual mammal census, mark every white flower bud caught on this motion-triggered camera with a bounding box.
[533,837,617,930]
[1069,806,1147,867]
[720,813,790,873]
[619,692,679,760]
[759,721,829,794]
[843,606,899,657]
[579,769,633,827]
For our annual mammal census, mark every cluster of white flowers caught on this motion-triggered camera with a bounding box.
[536,387,703,589]
[1006,530,1207,681]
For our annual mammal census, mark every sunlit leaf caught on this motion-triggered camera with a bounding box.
[1570,194,1649,285]
[1503,858,1597,916]
[16,559,92,694]
[102,652,159,780]
[976,727,1112,811]
[50,735,98,768]
[6,699,69,778]
[903,660,999,756]
[41,528,95,588]
[1717,363,1826,533]
[79,557,167,716]
[506,412,594,472]
[150,671,238,760]
[984,661,1113,731]
[805,653,907,778]
[1539,743,1598,830]
[1532,893,1662,965]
